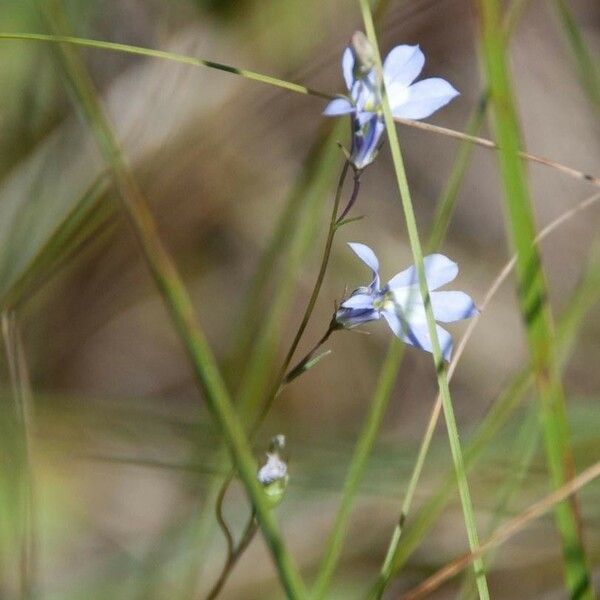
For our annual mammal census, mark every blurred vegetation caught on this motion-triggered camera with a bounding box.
[0,0,598,599]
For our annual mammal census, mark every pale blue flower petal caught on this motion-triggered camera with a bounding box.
[380,309,407,338]
[323,97,355,116]
[382,309,453,360]
[342,47,355,90]
[430,291,478,323]
[341,293,375,310]
[387,254,458,291]
[391,77,459,120]
[383,44,425,87]
[348,242,380,286]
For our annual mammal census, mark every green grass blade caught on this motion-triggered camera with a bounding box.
[0,32,333,100]
[2,174,112,309]
[552,0,600,111]
[458,405,540,600]
[358,3,490,598]
[42,6,307,597]
[476,1,595,596]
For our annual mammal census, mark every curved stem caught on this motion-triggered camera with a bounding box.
[205,512,259,600]
[268,160,350,395]
[336,170,362,225]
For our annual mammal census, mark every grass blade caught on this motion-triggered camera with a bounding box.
[476,1,595,595]
[42,6,307,597]
[552,0,600,111]
[358,3,490,598]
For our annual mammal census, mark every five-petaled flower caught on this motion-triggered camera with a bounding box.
[323,34,459,170]
[335,243,477,361]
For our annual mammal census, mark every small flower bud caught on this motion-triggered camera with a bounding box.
[351,31,376,76]
[257,435,289,507]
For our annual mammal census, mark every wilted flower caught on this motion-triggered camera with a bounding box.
[335,243,477,361]
[323,34,459,170]
[257,435,289,507]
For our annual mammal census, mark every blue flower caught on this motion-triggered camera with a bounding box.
[323,37,458,171]
[336,243,477,361]
[324,40,459,121]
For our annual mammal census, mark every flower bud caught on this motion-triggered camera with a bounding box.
[351,31,376,76]
[257,435,289,507]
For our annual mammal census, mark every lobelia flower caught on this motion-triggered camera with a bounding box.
[323,33,459,170]
[335,243,478,361]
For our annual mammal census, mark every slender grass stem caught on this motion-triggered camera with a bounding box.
[358,3,489,599]
[43,7,306,598]
[0,32,332,100]
[393,116,599,186]
[476,1,595,596]
[457,406,540,600]
[1,312,37,598]
[552,0,600,112]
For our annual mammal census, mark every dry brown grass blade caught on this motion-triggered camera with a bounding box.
[400,459,600,600]
[394,117,600,186]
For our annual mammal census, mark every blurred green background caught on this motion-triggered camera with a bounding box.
[0,0,598,598]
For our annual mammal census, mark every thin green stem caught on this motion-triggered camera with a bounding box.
[476,0,594,596]
[552,0,600,112]
[0,32,333,100]
[190,121,345,595]
[267,162,353,400]
[43,7,306,598]
[458,406,540,600]
[358,3,489,599]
